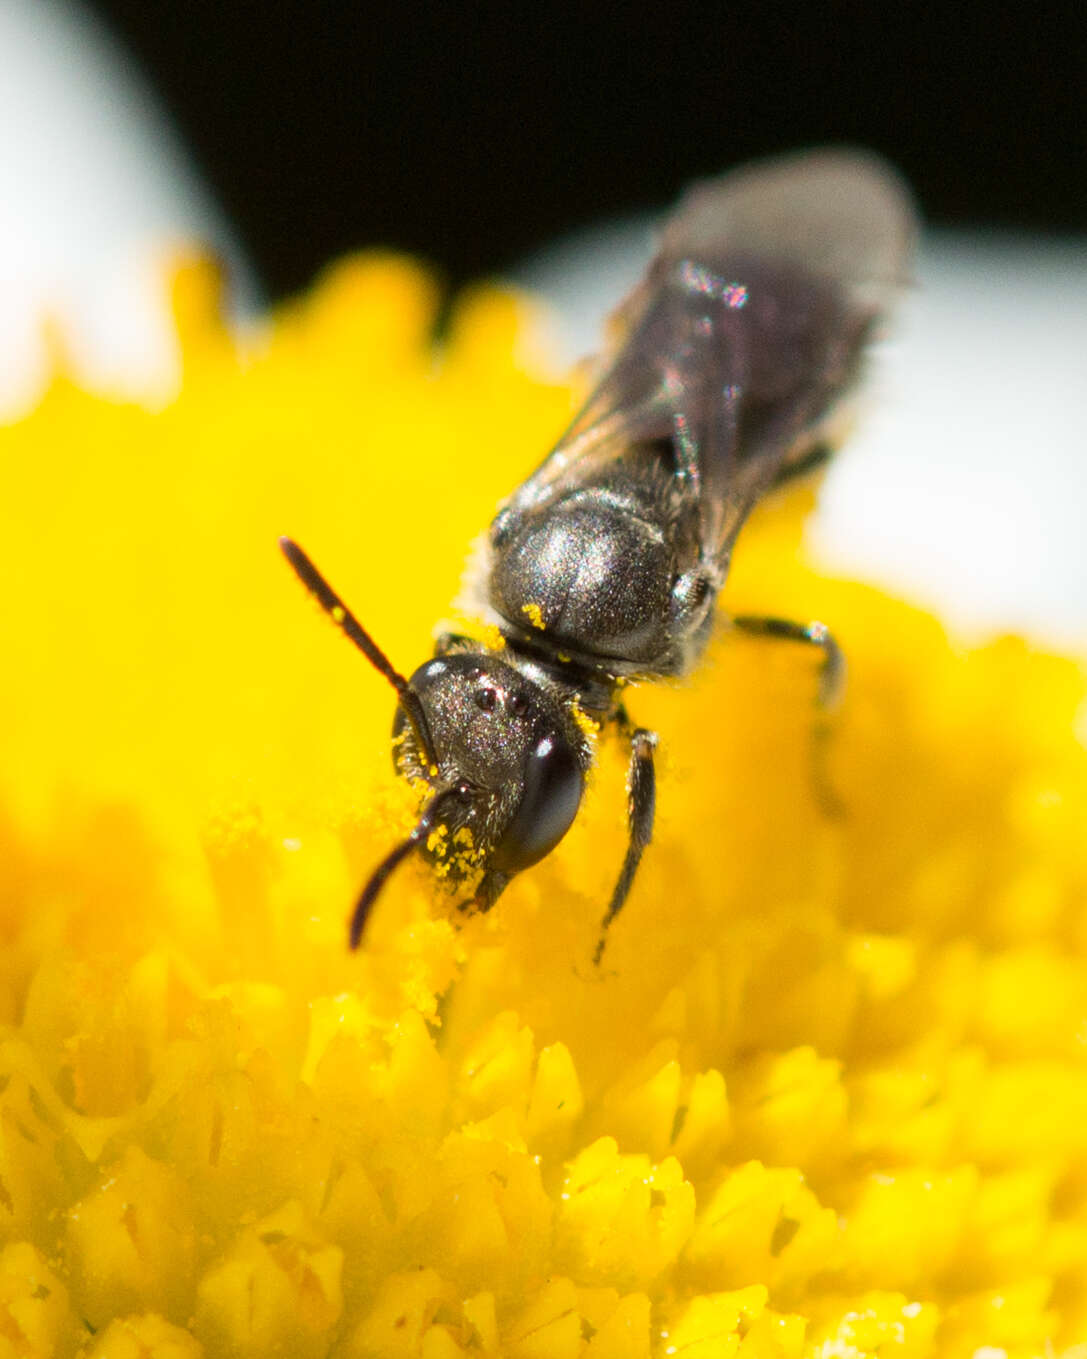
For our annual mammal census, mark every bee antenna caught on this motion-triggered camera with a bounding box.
[348,785,463,948]
[279,537,438,771]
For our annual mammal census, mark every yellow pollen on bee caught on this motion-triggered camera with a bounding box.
[570,699,601,739]
[521,602,546,630]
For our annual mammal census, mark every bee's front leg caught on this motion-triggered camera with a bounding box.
[434,631,476,656]
[594,710,657,967]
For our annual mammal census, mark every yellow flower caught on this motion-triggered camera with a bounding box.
[1,252,1086,1358]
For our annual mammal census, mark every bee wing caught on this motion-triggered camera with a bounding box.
[508,148,917,567]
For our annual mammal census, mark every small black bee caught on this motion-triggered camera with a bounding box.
[281,148,916,962]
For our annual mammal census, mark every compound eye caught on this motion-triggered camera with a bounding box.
[490,730,584,875]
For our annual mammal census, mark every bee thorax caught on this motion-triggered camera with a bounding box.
[488,487,690,671]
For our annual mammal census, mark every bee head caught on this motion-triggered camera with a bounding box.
[346,651,585,945]
[277,538,585,948]
[398,651,584,868]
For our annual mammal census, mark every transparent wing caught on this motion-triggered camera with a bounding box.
[506,147,917,567]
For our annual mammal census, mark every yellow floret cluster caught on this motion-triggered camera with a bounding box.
[1,255,1086,1358]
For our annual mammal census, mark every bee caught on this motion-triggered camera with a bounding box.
[281,148,916,962]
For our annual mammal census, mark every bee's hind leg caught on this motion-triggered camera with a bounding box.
[768,439,834,489]
[593,711,657,967]
[731,614,846,818]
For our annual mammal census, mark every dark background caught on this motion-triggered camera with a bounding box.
[88,2,1084,300]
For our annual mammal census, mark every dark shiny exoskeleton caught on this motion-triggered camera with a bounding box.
[281,148,916,961]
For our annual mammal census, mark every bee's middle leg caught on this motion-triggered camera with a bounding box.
[731,613,846,817]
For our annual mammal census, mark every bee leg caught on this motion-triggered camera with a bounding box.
[769,439,833,489]
[593,718,658,966]
[434,631,475,656]
[731,614,846,816]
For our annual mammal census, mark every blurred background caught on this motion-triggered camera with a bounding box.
[2,0,1085,645]
[69,2,1087,295]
